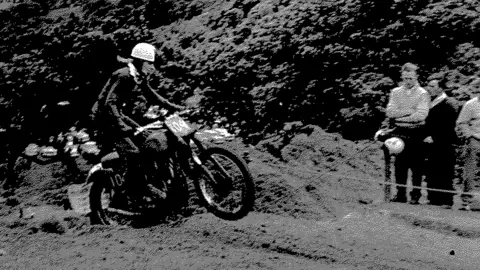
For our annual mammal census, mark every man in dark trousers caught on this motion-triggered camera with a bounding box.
[423,76,459,208]
[456,77,480,211]
[385,63,430,204]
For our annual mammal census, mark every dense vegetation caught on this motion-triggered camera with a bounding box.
[1,0,480,145]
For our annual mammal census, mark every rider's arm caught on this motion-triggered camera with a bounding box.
[105,76,137,134]
[146,86,185,111]
[122,115,141,128]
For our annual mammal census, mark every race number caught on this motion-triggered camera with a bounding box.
[165,114,192,137]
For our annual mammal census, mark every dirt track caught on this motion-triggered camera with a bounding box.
[2,127,480,270]
[3,206,480,270]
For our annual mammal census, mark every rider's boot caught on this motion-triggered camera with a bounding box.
[146,184,167,201]
[126,166,167,205]
[145,154,174,203]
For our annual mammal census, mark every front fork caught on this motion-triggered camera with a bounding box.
[187,137,232,186]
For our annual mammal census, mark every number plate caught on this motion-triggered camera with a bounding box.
[164,114,193,137]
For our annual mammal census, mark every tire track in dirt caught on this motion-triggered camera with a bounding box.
[0,218,346,270]
[3,200,480,269]
[161,211,475,270]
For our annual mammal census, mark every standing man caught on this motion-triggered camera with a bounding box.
[456,77,480,211]
[385,63,430,204]
[423,76,458,208]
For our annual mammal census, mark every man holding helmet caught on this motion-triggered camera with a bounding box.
[92,42,185,201]
[384,63,430,204]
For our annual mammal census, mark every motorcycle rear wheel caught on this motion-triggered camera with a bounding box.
[89,174,140,226]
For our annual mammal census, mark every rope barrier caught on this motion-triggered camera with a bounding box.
[264,161,472,196]
[249,138,478,213]
[250,162,477,215]
[296,165,470,196]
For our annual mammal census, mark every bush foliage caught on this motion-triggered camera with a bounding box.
[2,0,480,144]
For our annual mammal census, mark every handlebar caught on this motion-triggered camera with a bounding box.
[177,109,193,116]
[145,105,191,119]
[134,120,163,136]
[135,109,192,136]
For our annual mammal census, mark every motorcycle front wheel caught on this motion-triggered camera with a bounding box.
[193,146,255,221]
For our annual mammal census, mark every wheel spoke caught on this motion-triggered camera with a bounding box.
[193,146,254,220]
[92,179,142,226]
[200,153,245,213]
[206,156,233,180]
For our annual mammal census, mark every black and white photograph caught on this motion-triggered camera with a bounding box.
[2,0,480,269]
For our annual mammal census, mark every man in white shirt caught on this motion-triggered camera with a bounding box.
[456,77,480,211]
[385,63,430,204]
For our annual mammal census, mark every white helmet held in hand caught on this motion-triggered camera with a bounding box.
[131,43,156,62]
[384,137,405,155]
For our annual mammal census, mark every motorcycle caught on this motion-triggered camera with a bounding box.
[86,108,255,225]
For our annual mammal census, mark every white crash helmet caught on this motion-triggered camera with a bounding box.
[131,43,156,62]
[384,137,405,155]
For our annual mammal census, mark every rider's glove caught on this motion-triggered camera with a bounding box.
[134,127,143,136]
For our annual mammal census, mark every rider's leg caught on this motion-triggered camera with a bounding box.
[115,136,143,192]
[143,131,171,181]
[117,135,167,201]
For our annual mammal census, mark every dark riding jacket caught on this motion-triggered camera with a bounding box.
[96,66,184,136]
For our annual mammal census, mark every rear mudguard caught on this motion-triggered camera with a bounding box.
[86,151,121,187]
[100,152,120,169]
[86,163,114,184]
[85,152,120,179]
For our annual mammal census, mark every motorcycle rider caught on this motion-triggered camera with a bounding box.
[92,42,185,201]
